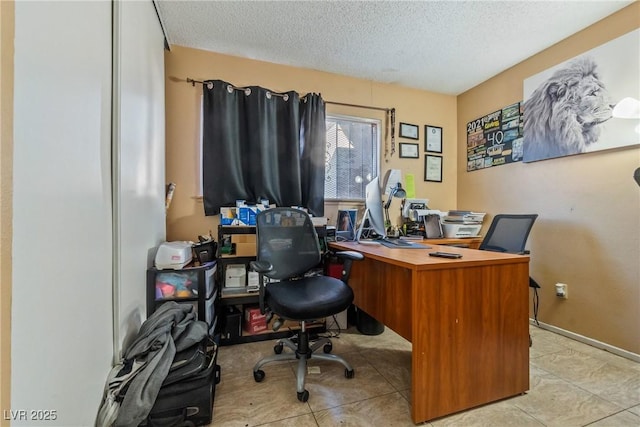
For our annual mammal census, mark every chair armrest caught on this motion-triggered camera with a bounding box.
[250,260,272,273]
[334,251,364,262]
[249,260,272,315]
[330,251,363,283]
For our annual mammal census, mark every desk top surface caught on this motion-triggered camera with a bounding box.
[329,241,528,271]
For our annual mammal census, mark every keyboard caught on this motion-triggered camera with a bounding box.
[382,237,412,247]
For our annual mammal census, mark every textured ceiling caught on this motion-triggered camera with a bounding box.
[155,0,634,95]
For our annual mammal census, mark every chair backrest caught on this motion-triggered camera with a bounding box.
[479,214,538,254]
[255,207,321,280]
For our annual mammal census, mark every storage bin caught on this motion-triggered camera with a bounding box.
[147,262,217,334]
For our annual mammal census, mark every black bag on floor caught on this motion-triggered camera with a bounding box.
[140,336,221,427]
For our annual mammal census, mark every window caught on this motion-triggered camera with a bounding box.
[324,115,380,200]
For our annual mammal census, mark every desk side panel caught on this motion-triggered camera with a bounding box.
[348,256,413,342]
[411,262,530,422]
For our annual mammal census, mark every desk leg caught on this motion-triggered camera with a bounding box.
[410,263,530,423]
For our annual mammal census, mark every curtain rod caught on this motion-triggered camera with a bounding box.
[186,78,392,112]
[186,77,396,159]
[325,101,392,113]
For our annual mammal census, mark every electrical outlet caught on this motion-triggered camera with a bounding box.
[555,283,568,298]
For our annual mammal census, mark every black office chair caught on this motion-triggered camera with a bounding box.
[479,214,539,346]
[250,207,363,402]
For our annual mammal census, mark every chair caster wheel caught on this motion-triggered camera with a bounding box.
[323,343,332,354]
[253,370,265,382]
[274,343,283,354]
[345,368,355,379]
[297,390,309,402]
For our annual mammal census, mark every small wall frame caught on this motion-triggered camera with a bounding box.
[399,122,419,140]
[399,143,419,158]
[425,155,443,182]
[425,125,443,153]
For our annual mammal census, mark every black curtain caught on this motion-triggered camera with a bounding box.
[202,80,326,216]
[299,93,326,215]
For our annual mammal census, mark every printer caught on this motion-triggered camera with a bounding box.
[155,241,193,270]
[441,211,486,238]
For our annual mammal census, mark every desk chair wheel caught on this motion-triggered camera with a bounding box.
[274,343,283,354]
[253,369,265,382]
[297,390,309,402]
[323,343,332,353]
[345,368,355,379]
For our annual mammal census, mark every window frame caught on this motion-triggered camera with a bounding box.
[324,113,382,202]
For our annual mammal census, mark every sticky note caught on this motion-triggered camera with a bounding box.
[405,174,416,198]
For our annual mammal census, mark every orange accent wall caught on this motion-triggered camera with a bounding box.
[164,46,457,241]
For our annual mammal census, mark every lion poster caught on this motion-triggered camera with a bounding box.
[523,29,640,163]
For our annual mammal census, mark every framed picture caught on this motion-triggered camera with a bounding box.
[399,122,419,140]
[425,125,443,153]
[399,143,419,158]
[425,155,443,182]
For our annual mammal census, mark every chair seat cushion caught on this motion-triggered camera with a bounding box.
[265,276,354,320]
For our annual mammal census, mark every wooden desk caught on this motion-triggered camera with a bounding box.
[330,241,530,424]
[423,236,483,249]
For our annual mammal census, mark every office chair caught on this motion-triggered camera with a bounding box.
[479,214,537,254]
[250,207,363,402]
[479,214,539,346]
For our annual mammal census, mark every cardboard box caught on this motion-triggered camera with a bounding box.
[244,306,267,323]
[244,321,268,334]
[238,206,257,226]
[225,264,246,287]
[243,306,268,334]
[220,207,238,225]
[231,234,256,257]
[231,234,257,244]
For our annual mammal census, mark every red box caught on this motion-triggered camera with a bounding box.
[243,306,268,334]
[244,321,268,334]
[244,306,267,323]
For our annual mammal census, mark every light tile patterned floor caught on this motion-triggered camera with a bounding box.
[209,325,640,426]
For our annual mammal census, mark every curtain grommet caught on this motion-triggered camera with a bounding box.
[283,94,289,101]
[244,88,252,96]
[206,82,214,90]
[266,91,272,99]
[227,85,233,94]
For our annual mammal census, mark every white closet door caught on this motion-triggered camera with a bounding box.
[113,0,166,356]
[12,1,113,426]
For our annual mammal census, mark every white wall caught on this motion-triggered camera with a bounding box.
[12,1,165,425]
[12,1,113,425]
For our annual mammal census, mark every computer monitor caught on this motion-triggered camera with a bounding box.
[336,209,357,241]
[356,176,386,242]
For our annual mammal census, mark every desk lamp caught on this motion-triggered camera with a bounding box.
[384,182,406,229]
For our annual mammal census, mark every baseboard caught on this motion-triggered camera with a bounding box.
[530,319,640,363]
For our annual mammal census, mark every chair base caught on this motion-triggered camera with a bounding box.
[253,323,354,402]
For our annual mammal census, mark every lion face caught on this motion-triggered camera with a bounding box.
[558,75,613,127]
[523,57,613,162]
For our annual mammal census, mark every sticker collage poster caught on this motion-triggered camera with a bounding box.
[466,102,523,171]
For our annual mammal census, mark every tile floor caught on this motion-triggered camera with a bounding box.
[210,325,640,426]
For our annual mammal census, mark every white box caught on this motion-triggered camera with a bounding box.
[225,264,246,287]
[247,271,260,289]
[442,223,482,238]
